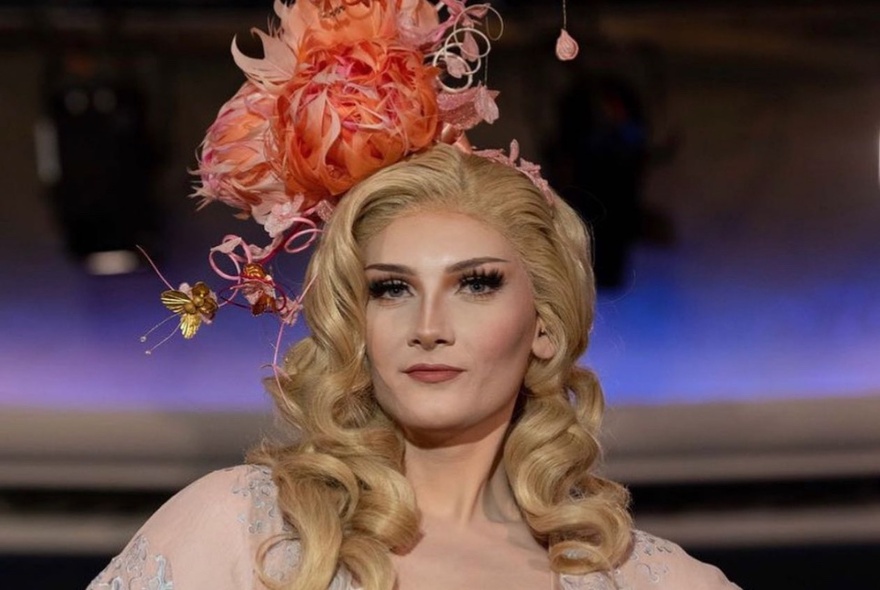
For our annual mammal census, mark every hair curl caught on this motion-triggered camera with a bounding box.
[248,143,632,590]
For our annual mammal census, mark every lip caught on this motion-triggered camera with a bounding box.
[403,364,464,383]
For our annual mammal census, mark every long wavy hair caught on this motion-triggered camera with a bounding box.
[249,143,632,590]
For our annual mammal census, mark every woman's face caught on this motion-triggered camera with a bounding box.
[363,210,554,444]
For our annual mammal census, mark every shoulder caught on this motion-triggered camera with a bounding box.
[144,463,287,537]
[611,530,741,590]
[559,530,740,590]
[88,464,298,590]
[180,464,284,524]
[177,463,276,502]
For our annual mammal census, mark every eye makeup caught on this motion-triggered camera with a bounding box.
[458,268,505,297]
[368,277,410,299]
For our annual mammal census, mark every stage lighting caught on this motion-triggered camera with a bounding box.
[35,51,162,275]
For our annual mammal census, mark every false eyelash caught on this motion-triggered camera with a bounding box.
[368,277,410,298]
[459,268,505,293]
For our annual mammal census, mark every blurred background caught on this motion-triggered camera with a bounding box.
[1,0,879,587]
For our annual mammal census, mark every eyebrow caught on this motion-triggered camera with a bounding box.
[364,257,510,275]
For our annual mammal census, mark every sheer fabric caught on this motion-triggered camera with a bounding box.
[87,465,740,590]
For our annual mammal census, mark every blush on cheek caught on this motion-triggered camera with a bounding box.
[475,310,535,359]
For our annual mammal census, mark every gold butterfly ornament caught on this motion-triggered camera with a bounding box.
[160,281,219,339]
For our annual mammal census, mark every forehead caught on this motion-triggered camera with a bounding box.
[363,210,519,265]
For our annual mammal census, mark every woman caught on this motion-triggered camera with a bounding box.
[88,145,738,590]
[89,1,739,588]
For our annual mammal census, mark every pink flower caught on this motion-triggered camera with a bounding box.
[194,82,289,217]
[275,38,440,200]
[195,0,504,233]
[438,84,499,131]
[213,0,443,209]
[260,197,306,238]
[275,0,440,52]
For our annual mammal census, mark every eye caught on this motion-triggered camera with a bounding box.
[368,278,411,300]
[459,269,504,296]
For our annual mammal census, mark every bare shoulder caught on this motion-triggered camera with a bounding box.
[612,530,741,590]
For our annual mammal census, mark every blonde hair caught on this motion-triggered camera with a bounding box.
[249,143,632,590]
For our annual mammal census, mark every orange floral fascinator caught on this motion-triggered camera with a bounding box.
[143,0,577,354]
[195,0,500,236]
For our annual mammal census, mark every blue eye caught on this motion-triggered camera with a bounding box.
[459,269,504,295]
[368,278,411,299]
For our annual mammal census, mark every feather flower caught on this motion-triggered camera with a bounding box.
[201,0,443,217]
[275,0,440,52]
[275,38,440,200]
[437,84,499,131]
[194,82,289,217]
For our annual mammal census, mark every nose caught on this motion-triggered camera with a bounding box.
[407,295,454,350]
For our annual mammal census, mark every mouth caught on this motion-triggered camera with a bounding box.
[403,364,464,384]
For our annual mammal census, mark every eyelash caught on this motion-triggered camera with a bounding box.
[459,269,504,296]
[368,278,410,299]
[367,269,506,300]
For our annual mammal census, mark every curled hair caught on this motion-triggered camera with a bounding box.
[249,144,632,590]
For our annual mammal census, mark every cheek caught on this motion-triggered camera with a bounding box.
[364,311,399,415]
[468,303,536,362]
[365,307,394,372]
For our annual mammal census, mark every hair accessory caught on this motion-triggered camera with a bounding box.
[471,139,554,205]
[142,0,577,355]
[555,0,579,61]
[138,247,221,353]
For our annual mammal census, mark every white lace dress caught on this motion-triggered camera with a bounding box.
[86,465,741,590]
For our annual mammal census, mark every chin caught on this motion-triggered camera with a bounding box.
[387,405,513,445]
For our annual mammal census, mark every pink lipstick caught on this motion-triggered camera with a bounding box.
[404,364,463,383]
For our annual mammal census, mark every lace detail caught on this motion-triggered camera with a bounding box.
[230,464,287,535]
[559,571,617,590]
[612,530,676,589]
[230,464,303,583]
[228,465,352,590]
[262,538,302,584]
[87,534,173,590]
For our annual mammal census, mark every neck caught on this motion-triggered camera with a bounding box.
[403,420,521,527]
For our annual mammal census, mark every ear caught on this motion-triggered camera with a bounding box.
[531,318,557,360]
